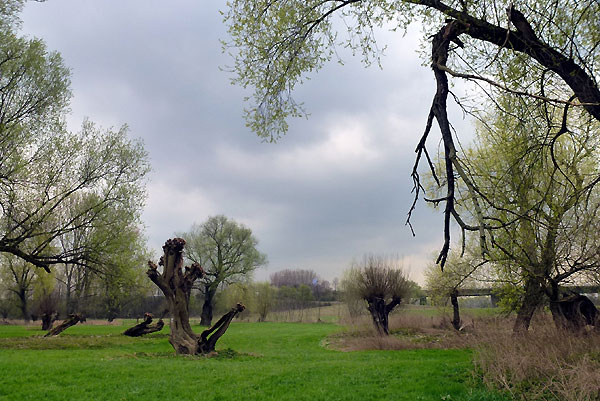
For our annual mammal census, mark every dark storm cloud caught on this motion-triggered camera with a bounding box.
[20,1,468,282]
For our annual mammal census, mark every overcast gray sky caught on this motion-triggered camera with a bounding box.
[20,1,473,284]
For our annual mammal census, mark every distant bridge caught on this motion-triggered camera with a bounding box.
[423,285,600,297]
[420,285,600,307]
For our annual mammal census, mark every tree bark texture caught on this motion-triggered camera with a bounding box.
[41,312,57,331]
[450,289,461,331]
[200,285,216,326]
[123,313,165,337]
[44,314,84,337]
[366,296,401,335]
[513,277,545,333]
[147,238,245,355]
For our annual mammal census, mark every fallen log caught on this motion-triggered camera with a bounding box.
[123,313,165,337]
[44,314,84,337]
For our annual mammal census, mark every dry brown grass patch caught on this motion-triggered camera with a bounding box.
[328,314,462,351]
[472,323,600,401]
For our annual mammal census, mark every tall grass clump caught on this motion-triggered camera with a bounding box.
[473,322,600,400]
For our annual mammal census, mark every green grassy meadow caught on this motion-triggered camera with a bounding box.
[0,321,507,401]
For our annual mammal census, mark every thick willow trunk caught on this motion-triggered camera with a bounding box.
[513,277,545,333]
[123,313,165,337]
[513,304,536,333]
[200,286,216,326]
[450,289,461,331]
[366,296,401,335]
[147,238,244,355]
[41,312,56,331]
[44,314,84,337]
[147,238,203,354]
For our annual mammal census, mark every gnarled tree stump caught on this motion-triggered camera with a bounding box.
[123,313,165,337]
[147,238,245,354]
[550,293,598,331]
[44,314,84,337]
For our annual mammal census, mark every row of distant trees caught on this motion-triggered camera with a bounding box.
[0,249,414,331]
[0,213,342,324]
[0,266,339,323]
[0,0,152,326]
[0,252,154,322]
[0,280,319,324]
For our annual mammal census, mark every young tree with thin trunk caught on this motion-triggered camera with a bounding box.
[252,282,276,322]
[342,255,411,335]
[178,215,267,326]
[218,281,276,322]
[425,248,485,330]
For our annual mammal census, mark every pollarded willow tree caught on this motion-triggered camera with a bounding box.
[342,255,412,335]
[147,238,246,355]
[223,0,600,267]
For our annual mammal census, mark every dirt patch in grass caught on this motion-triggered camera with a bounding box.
[327,312,475,351]
[328,332,444,351]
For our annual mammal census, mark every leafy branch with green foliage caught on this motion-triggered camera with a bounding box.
[223,0,600,267]
[0,1,150,276]
[433,91,600,331]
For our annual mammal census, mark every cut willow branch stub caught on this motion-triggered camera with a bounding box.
[123,313,165,337]
[44,314,84,337]
[199,303,246,354]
